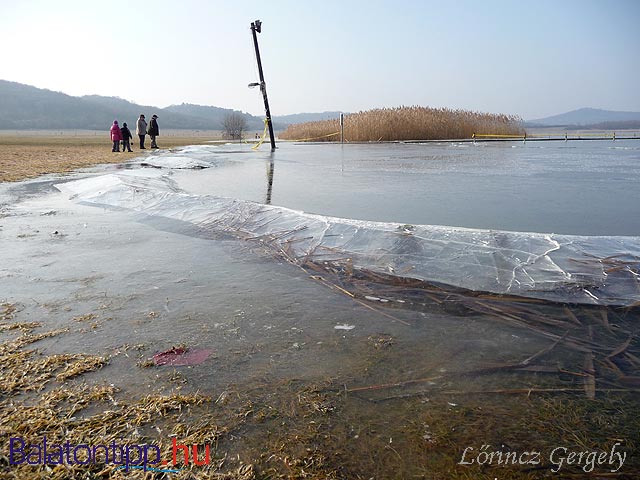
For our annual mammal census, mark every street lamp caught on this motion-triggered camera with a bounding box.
[250,20,276,151]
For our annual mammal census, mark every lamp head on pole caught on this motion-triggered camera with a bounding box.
[253,20,262,33]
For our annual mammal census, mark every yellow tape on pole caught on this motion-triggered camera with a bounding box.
[251,119,270,150]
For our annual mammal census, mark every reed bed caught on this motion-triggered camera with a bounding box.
[278,106,524,142]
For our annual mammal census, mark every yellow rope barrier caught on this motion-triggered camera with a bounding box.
[472,134,526,138]
[251,118,270,150]
[474,133,621,140]
[523,133,615,139]
[283,131,341,142]
[547,133,615,138]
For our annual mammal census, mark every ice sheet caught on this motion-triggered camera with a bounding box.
[134,145,230,170]
[56,171,640,306]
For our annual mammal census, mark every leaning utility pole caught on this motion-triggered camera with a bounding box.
[250,20,276,151]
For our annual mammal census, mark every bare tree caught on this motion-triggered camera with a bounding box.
[222,112,248,140]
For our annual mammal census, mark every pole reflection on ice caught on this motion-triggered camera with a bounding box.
[265,154,275,205]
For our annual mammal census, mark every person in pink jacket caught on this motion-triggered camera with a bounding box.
[110,120,123,152]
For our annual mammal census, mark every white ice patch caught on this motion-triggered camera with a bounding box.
[141,156,212,170]
[334,324,356,331]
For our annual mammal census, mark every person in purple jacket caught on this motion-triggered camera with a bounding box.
[110,120,123,152]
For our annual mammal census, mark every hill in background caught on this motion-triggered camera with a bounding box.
[0,80,263,130]
[274,112,343,124]
[527,107,640,128]
[4,80,638,132]
[0,80,340,131]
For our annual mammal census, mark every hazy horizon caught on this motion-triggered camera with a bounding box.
[1,0,639,119]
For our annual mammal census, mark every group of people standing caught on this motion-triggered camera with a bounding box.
[109,114,159,152]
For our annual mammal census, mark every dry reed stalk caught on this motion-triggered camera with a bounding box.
[583,352,596,399]
[563,306,583,326]
[601,357,624,377]
[350,297,413,326]
[476,294,546,304]
[438,387,638,396]
[600,307,613,332]
[346,375,443,393]
[607,334,635,359]
[624,351,640,367]
[522,332,568,365]
[618,376,640,386]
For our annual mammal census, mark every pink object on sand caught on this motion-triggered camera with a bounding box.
[152,347,212,366]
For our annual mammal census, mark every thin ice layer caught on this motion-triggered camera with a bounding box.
[56,171,640,306]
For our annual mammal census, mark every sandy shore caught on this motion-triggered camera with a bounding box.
[0,131,222,182]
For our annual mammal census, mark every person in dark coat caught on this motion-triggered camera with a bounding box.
[120,122,133,152]
[136,114,147,149]
[147,114,159,149]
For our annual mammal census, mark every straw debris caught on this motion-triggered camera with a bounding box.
[0,316,260,479]
[1,302,17,321]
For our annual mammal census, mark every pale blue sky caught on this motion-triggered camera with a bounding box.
[1,0,638,119]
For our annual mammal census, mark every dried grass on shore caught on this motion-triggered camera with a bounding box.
[0,132,220,183]
[279,106,523,142]
[0,303,253,480]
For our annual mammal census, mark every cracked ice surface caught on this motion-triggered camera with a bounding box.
[56,168,640,306]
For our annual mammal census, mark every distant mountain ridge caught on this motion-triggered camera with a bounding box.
[5,80,636,132]
[274,111,343,124]
[527,107,640,127]
[0,80,253,130]
[0,80,338,131]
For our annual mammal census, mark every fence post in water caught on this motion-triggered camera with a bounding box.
[340,113,344,143]
[250,20,276,151]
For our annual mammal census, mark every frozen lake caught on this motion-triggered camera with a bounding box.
[172,140,640,236]
[43,140,639,306]
[2,140,639,477]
